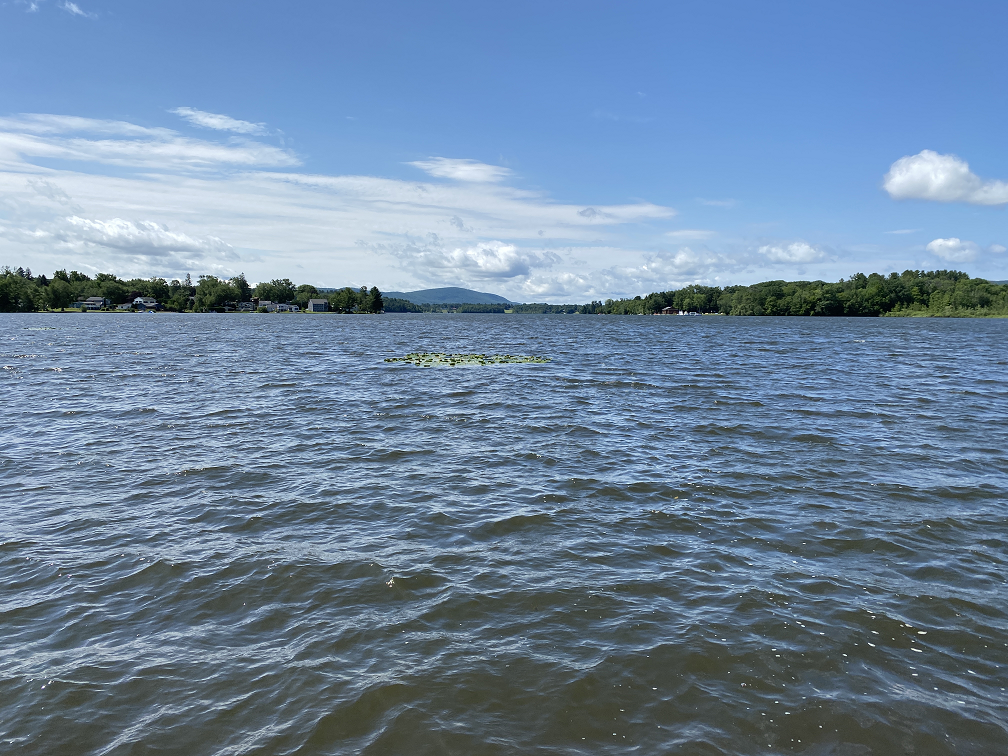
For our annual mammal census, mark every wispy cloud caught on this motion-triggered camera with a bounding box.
[60,1,94,17]
[666,229,715,240]
[171,107,268,136]
[697,198,736,208]
[0,113,297,170]
[884,228,920,235]
[884,150,1008,206]
[408,157,512,183]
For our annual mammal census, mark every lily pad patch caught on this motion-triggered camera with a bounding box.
[384,352,550,367]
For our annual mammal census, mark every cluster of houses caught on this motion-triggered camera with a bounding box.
[72,296,160,311]
[244,298,328,312]
[68,296,332,313]
[659,307,702,315]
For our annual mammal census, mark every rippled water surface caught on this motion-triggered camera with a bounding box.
[2,313,1007,755]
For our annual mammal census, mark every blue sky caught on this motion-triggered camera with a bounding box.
[1,0,1006,300]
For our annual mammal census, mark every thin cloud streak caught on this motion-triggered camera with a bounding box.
[171,107,269,136]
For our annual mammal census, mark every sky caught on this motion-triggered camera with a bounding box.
[1,0,1006,301]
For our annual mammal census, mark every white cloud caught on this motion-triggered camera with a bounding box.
[0,113,691,296]
[698,198,736,207]
[925,237,982,262]
[990,244,1006,254]
[0,114,297,170]
[408,157,512,183]
[370,234,557,283]
[884,228,919,235]
[883,150,1008,206]
[60,1,93,17]
[171,107,268,136]
[9,216,237,275]
[758,241,825,263]
[0,114,173,138]
[666,229,715,240]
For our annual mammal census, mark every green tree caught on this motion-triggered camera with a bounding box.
[231,273,252,303]
[45,279,74,310]
[194,275,240,311]
[294,283,319,309]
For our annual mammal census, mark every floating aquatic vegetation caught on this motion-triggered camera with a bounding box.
[384,352,551,367]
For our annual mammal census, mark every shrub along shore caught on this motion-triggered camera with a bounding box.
[2,266,1005,317]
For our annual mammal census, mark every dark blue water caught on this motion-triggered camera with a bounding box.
[2,313,1007,755]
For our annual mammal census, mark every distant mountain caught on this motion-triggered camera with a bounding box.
[383,287,515,304]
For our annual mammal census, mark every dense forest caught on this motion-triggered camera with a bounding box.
[581,270,1008,317]
[0,267,383,313]
[2,265,1005,316]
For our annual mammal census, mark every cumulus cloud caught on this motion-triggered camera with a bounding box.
[408,157,512,183]
[758,241,825,263]
[883,150,1008,206]
[171,107,268,136]
[924,237,997,262]
[371,233,558,283]
[517,245,736,300]
[13,216,238,273]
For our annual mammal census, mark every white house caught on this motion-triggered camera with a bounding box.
[133,296,158,310]
[307,298,328,312]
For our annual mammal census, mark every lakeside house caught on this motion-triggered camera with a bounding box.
[307,298,328,312]
[71,296,110,310]
[660,306,675,315]
[133,296,158,310]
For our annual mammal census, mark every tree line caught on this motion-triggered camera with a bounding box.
[580,270,1008,317]
[3,265,1005,316]
[0,267,383,314]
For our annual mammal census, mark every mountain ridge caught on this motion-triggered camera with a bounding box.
[383,287,516,304]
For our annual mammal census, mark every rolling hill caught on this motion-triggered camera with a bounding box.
[383,287,515,304]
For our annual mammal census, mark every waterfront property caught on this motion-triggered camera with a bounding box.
[71,296,109,310]
[307,298,328,312]
[133,297,158,310]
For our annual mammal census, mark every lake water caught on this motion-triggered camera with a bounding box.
[2,313,1007,755]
